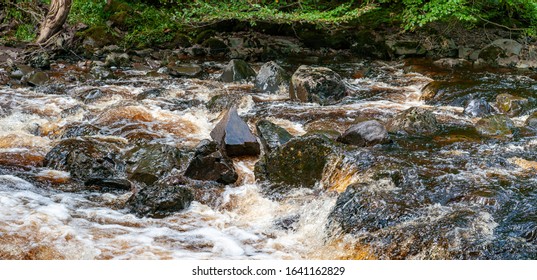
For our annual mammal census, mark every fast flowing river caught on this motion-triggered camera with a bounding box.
[0,57,536,259]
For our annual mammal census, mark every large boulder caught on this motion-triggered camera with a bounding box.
[337,120,390,146]
[128,181,193,218]
[44,137,130,190]
[463,99,494,118]
[495,93,529,117]
[219,59,256,82]
[124,143,188,185]
[210,107,260,157]
[289,65,346,105]
[184,140,238,184]
[525,112,537,130]
[255,135,339,189]
[255,120,293,154]
[386,107,439,136]
[476,115,515,139]
[479,39,523,64]
[254,61,289,94]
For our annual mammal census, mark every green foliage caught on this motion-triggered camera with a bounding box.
[15,23,37,41]
[68,0,107,26]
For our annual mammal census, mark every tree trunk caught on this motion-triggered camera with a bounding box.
[36,0,72,44]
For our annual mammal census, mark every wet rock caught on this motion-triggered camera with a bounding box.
[476,115,515,138]
[105,53,130,68]
[524,112,537,130]
[219,59,256,82]
[433,58,471,68]
[26,71,49,86]
[210,107,260,157]
[386,107,439,136]
[184,140,238,184]
[136,88,165,100]
[78,88,105,103]
[337,120,390,147]
[385,40,426,56]
[0,70,10,85]
[60,123,101,139]
[479,39,523,64]
[169,63,203,78]
[256,120,293,154]
[289,65,346,105]
[254,61,289,94]
[255,135,338,189]
[495,93,528,117]
[28,52,51,69]
[44,137,128,190]
[206,94,245,113]
[463,99,494,117]
[128,181,193,218]
[124,144,188,185]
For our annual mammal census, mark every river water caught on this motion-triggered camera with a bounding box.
[0,57,536,259]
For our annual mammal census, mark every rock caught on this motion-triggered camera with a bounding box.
[289,65,346,105]
[60,123,101,139]
[525,112,537,130]
[255,120,293,154]
[433,58,471,68]
[202,38,229,56]
[254,135,338,189]
[210,107,260,157]
[385,40,426,56]
[136,88,165,100]
[476,115,515,138]
[337,120,390,146]
[44,137,128,190]
[184,140,238,184]
[386,107,439,136]
[219,59,256,82]
[254,61,289,94]
[105,53,130,67]
[78,88,105,103]
[90,66,114,79]
[124,144,188,185]
[206,94,245,113]
[28,52,51,69]
[27,71,49,86]
[463,99,494,117]
[128,181,193,218]
[169,63,203,78]
[479,39,523,64]
[495,93,528,117]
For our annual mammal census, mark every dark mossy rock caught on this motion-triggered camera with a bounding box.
[206,94,244,113]
[184,140,238,184]
[128,181,193,218]
[28,52,51,69]
[386,40,426,56]
[495,93,529,117]
[463,99,494,118]
[525,112,537,130]
[194,29,217,44]
[289,65,346,105]
[219,59,256,82]
[255,135,338,189]
[79,25,119,49]
[170,33,192,48]
[202,38,229,56]
[136,88,166,100]
[105,53,130,68]
[44,137,128,190]
[169,64,203,78]
[350,30,390,59]
[256,120,293,154]
[104,0,133,13]
[123,143,188,185]
[476,115,515,139]
[210,107,260,157]
[60,123,101,139]
[109,10,130,31]
[27,71,49,87]
[254,61,289,94]
[337,120,390,147]
[479,39,523,64]
[420,80,445,102]
[386,107,439,136]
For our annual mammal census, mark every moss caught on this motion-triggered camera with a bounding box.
[78,25,119,47]
[194,29,217,44]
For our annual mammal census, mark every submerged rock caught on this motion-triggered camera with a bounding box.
[256,120,293,154]
[124,143,188,185]
[495,93,528,117]
[254,61,289,94]
[219,59,256,82]
[476,115,515,138]
[337,120,390,147]
[27,71,49,86]
[289,65,346,105]
[44,137,128,190]
[184,140,238,184]
[386,107,439,136]
[255,135,338,189]
[169,63,203,78]
[210,107,260,157]
[128,181,193,218]
[463,99,494,117]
